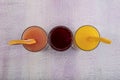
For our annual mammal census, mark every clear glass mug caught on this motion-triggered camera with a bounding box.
[8,26,48,52]
[74,25,111,51]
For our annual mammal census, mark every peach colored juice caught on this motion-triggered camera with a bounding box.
[21,26,47,52]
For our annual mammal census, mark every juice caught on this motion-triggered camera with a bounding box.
[49,26,73,51]
[75,25,111,51]
[22,26,47,52]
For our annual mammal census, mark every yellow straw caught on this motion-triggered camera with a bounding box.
[88,37,112,44]
[8,39,36,45]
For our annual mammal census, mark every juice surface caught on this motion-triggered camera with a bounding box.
[75,25,100,51]
[22,26,47,52]
[49,26,73,51]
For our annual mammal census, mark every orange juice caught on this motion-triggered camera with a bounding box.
[75,25,111,51]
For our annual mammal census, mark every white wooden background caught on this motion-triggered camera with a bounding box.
[0,0,120,80]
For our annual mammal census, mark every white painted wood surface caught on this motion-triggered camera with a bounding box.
[0,0,120,80]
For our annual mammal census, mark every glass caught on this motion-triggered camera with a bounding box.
[74,25,111,51]
[49,26,73,51]
[8,26,47,52]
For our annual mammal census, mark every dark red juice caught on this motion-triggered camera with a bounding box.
[49,26,73,51]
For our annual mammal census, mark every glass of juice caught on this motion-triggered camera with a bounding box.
[74,25,111,51]
[49,26,73,51]
[8,26,47,52]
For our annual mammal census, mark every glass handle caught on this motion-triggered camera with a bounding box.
[99,37,111,44]
[88,37,112,44]
[8,39,36,45]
